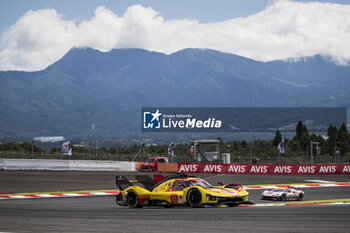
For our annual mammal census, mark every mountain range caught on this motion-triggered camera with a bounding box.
[0,48,349,140]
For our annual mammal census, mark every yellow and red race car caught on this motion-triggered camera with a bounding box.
[115,173,251,208]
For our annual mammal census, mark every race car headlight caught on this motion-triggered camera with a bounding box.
[206,194,217,201]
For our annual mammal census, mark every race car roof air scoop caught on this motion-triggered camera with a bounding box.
[115,175,134,191]
[135,175,158,191]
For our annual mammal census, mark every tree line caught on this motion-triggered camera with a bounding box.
[273,121,349,157]
[1,121,349,163]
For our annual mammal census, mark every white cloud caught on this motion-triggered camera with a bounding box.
[1,0,350,71]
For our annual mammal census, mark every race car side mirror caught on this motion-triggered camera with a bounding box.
[217,181,224,185]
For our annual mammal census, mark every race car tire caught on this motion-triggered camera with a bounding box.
[281,194,287,201]
[226,203,239,207]
[187,188,202,208]
[116,193,126,206]
[125,190,142,208]
[298,193,304,201]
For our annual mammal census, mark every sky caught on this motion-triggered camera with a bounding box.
[0,0,350,71]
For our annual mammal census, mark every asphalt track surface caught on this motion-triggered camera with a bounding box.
[1,171,350,232]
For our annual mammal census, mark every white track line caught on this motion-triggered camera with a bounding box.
[244,182,350,190]
[239,201,350,208]
[306,180,337,183]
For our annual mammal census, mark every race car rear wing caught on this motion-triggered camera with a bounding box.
[116,173,196,191]
[115,175,158,191]
[115,175,134,191]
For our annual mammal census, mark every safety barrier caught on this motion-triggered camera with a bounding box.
[134,162,178,172]
[157,163,178,172]
[0,159,135,171]
[178,163,350,174]
[135,162,143,171]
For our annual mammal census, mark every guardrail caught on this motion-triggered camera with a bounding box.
[0,159,135,171]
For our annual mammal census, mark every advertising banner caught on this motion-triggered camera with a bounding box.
[61,141,73,156]
[178,163,350,174]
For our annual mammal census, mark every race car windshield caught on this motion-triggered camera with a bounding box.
[146,159,155,163]
[271,189,284,192]
[189,179,213,188]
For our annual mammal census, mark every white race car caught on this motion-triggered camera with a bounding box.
[261,186,304,201]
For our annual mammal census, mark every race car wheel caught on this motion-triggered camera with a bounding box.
[280,194,287,201]
[116,193,125,206]
[298,193,304,201]
[187,188,202,208]
[125,190,142,208]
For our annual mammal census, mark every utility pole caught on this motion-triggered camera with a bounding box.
[31,140,34,159]
[89,142,92,160]
[59,141,62,160]
[334,146,340,163]
[1,139,4,158]
[250,142,253,164]
[310,141,319,165]
[116,142,119,161]
[132,143,145,162]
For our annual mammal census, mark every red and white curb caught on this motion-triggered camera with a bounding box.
[2,182,349,200]
[244,182,350,190]
[0,191,119,200]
